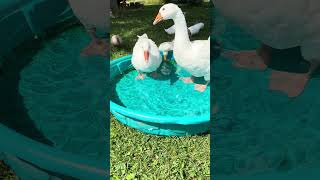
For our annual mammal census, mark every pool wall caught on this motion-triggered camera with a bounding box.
[0,0,74,57]
[0,125,107,179]
[0,0,107,179]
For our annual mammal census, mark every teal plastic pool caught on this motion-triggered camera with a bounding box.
[0,1,107,179]
[110,55,210,136]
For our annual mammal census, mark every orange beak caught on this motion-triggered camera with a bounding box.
[144,51,149,62]
[163,54,167,61]
[153,12,163,25]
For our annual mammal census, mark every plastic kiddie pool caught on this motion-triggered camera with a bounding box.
[213,10,320,180]
[110,54,210,136]
[0,0,107,179]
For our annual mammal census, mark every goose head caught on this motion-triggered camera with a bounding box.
[137,34,150,62]
[153,3,181,25]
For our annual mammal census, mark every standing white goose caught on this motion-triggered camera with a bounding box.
[132,34,162,80]
[153,3,210,92]
[68,0,109,56]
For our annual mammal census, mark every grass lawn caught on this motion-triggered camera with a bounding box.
[128,0,165,5]
[0,161,16,179]
[110,3,211,179]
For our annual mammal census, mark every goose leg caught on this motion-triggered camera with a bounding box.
[136,71,145,80]
[195,80,210,92]
[180,76,195,84]
[81,28,109,57]
[222,50,267,70]
[269,60,320,97]
[222,44,271,70]
[150,71,160,78]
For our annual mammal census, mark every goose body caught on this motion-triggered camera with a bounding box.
[68,0,108,33]
[132,34,162,74]
[68,0,109,56]
[214,0,320,61]
[175,39,210,80]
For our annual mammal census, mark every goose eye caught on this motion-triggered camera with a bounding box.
[162,8,165,11]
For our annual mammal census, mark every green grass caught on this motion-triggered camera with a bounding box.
[110,3,211,179]
[111,4,210,59]
[127,0,165,5]
[127,0,211,6]
[0,161,16,180]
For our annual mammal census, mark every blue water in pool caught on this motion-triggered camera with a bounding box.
[19,26,107,159]
[114,66,210,117]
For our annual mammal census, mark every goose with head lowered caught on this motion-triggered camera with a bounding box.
[153,3,210,92]
[159,41,174,61]
[132,34,162,80]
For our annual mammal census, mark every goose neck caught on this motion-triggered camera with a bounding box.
[173,11,191,47]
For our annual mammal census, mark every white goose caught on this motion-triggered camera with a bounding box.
[68,0,109,56]
[159,41,174,61]
[153,3,210,92]
[132,34,162,80]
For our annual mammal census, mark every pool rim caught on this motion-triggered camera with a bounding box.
[110,55,210,125]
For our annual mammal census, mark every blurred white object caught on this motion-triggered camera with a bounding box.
[68,0,108,32]
[164,22,205,36]
[165,25,176,34]
[188,23,204,36]
[68,0,109,56]
[110,11,115,18]
[111,35,123,46]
